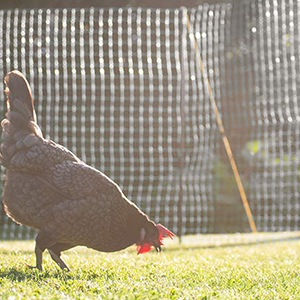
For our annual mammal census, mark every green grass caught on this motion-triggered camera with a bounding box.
[0,233,300,299]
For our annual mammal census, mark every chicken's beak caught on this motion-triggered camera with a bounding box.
[155,244,161,253]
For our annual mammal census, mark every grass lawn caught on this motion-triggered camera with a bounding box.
[0,233,300,299]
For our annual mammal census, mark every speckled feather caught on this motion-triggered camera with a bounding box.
[1,71,157,255]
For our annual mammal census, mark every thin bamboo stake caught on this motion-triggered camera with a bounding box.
[184,9,257,233]
[178,38,186,243]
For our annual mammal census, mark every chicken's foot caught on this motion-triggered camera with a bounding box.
[25,244,43,271]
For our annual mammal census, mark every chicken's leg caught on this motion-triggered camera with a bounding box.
[48,249,70,271]
[48,243,73,271]
[25,243,44,270]
[26,229,55,271]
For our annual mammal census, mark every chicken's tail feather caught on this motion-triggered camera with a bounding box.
[4,70,37,124]
[1,70,42,167]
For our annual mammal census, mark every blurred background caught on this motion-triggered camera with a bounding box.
[0,0,229,9]
[0,0,299,240]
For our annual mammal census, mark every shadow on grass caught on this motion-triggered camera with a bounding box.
[0,267,51,282]
[0,266,76,281]
[0,265,115,282]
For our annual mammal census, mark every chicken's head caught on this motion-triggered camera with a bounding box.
[136,223,175,254]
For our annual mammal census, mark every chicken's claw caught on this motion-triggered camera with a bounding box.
[25,262,42,271]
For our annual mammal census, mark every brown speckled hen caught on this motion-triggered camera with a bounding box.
[0,71,174,271]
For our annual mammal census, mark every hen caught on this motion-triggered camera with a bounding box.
[0,70,175,271]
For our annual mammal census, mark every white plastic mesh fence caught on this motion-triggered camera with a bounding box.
[0,0,299,239]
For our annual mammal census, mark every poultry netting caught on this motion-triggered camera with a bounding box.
[0,0,300,239]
